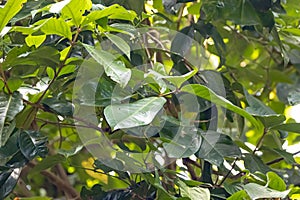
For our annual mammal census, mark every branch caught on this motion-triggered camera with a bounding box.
[27,162,81,200]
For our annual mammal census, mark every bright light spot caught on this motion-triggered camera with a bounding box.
[67,167,76,174]
[246,130,255,137]
[240,61,247,67]
[251,49,260,60]
[155,154,165,166]
[209,54,220,68]
[86,179,100,188]
[269,91,276,100]
[286,104,300,122]
[223,160,238,175]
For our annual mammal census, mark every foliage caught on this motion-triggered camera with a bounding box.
[0,0,300,199]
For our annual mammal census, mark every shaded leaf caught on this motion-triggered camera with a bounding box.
[271,123,300,134]
[197,131,241,166]
[0,92,24,147]
[243,153,271,173]
[0,168,21,199]
[19,130,48,160]
[42,98,74,117]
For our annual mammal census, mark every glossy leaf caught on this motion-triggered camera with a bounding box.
[0,0,27,34]
[105,33,131,59]
[19,130,48,160]
[83,44,131,88]
[181,84,262,129]
[42,98,74,117]
[244,183,290,199]
[104,97,166,131]
[0,168,21,199]
[0,92,23,147]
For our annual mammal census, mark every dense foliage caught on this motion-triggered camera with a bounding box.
[1,0,300,199]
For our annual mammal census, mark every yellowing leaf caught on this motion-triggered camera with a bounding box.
[25,35,46,48]
[81,157,108,184]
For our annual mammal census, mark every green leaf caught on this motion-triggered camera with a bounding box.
[146,67,198,89]
[244,183,290,199]
[227,190,251,200]
[40,18,72,40]
[15,106,38,129]
[271,123,300,134]
[177,180,210,200]
[83,4,137,25]
[25,34,46,48]
[58,145,83,158]
[105,33,131,59]
[181,84,262,129]
[266,171,286,191]
[61,0,92,26]
[244,89,285,128]
[162,126,201,158]
[19,130,48,160]
[196,132,241,166]
[0,168,22,199]
[243,153,271,173]
[0,92,24,147]
[104,97,166,131]
[0,0,27,34]
[83,44,131,88]
[42,98,74,117]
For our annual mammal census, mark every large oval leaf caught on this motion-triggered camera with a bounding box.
[83,43,131,88]
[0,92,24,147]
[181,84,262,129]
[104,97,166,130]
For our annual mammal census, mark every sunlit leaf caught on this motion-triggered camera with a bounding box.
[83,43,131,88]
[244,183,290,199]
[61,0,92,26]
[104,97,166,130]
[40,18,72,40]
[0,0,27,34]
[181,84,261,129]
